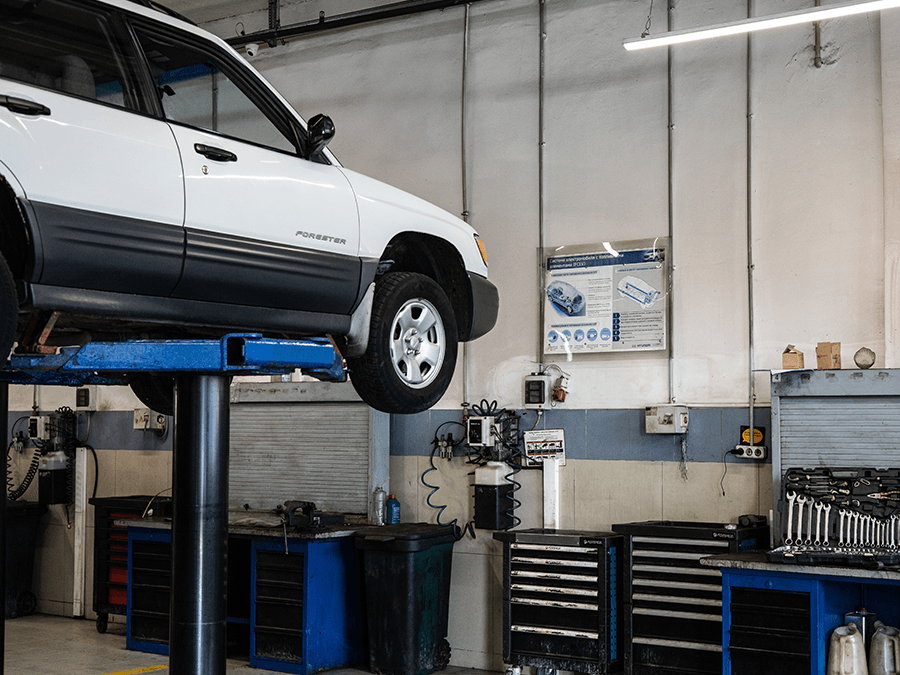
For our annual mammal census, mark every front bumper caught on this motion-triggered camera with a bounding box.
[466,272,499,341]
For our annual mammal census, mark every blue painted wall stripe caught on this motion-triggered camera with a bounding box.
[390,407,772,463]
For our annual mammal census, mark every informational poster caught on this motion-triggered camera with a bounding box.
[543,239,668,354]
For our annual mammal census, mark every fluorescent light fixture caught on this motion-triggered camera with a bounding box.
[624,0,900,51]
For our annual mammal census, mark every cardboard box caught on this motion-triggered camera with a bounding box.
[782,345,804,369]
[816,341,841,369]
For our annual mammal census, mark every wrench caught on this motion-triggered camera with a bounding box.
[814,501,824,546]
[823,503,832,547]
[839,509,847,547]
[853,511,861,547]
[796,496,808,545]
[805,496,814,546]
[785,491,797,545]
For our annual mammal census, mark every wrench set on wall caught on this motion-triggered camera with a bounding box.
[769,467,900,565]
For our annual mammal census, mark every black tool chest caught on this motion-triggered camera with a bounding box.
[611,520,769,675]
[89,495,171,633]
[493,529,623,674]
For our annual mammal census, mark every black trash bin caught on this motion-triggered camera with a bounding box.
[355,523,456,675]
[6,501,46,618]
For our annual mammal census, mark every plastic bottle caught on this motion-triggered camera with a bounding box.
[373,487,386,526]
[386,494,401,525]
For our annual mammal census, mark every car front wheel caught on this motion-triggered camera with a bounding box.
[349,272,458,415]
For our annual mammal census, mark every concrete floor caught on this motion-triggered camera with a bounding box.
[4,614,498,675]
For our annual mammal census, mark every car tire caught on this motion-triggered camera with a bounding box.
[0,254,17,363]
[128,373,174,417]
[349,272,457,415]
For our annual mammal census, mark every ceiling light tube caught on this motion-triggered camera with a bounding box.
[624,0,900,51]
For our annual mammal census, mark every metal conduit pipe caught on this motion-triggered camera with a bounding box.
[537,0,546,370]
[461,3,471,405]
[667,4,675,404]
[746,0,756,449]
[226,0,493,48]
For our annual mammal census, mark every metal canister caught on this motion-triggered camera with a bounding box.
[373,487,386,526]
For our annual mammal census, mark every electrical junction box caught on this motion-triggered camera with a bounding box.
[524,374,552,409]
[466,416,496,447]
[133,408,166,431]
[28,416,49,441]
[645,405,689,434]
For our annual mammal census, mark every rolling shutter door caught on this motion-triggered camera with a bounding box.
[779,396,900,470]
[229,402,371,513]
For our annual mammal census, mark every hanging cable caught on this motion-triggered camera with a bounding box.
[642,0,655,37]
[7,439,39,502]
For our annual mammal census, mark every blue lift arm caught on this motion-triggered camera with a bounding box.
[0,333,345,385]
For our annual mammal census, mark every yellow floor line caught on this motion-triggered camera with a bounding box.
[101,666,167,675]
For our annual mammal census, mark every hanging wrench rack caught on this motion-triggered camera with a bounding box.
[769,467,900,566]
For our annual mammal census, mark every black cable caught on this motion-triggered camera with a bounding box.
[720,448,738,497]
[7,439,39,502]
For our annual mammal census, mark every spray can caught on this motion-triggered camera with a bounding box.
[373,487,386,526]
[386,494,401,525]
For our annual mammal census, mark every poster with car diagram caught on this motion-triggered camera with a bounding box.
[543,238,668,354]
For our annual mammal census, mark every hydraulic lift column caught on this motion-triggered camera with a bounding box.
[169,374,230,675]
[0,334,344,675]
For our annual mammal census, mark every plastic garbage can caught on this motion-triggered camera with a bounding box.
[5,501,46,618]
[355,523,456,675]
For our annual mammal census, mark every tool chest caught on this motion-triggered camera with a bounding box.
[493,529,623,674]
[611,520,769,675]
[89,495,171,633]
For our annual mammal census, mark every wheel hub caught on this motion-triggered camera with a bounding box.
[389,298,445,389]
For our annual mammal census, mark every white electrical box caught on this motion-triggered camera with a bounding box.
[133,408,166,431]
[645,405,689,434]
[467,416,496,447]
[524,374,552,409]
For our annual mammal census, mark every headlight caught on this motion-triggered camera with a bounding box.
[475,235,488,266]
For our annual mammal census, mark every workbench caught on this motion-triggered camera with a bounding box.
[122,516,371,675]
[701,552,900,675]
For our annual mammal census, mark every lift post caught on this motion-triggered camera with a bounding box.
[0,334,345,675]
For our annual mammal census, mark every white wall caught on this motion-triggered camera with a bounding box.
[193,0,900,669]
[204,0,892,411]
[22,0,898,668]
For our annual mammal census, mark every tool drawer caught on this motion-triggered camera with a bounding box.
[612,520,769,675]
[495,529,623,674]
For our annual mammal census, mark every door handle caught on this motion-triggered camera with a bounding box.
[0,95,50,116]
[194,143,237,162]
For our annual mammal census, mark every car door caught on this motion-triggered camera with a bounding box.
[0,0,185,296]
[130,25,361,315]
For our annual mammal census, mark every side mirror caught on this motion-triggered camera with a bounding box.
[307,114,335,156]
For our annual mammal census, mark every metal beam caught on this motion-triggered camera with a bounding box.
[227,0,492,48]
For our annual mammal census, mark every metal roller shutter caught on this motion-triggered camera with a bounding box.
[229,402,371,513]
[779,397,900,470]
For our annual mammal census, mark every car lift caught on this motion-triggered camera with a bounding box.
[0,333,345,675]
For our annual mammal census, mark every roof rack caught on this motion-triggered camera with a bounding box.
[122,0,197,26]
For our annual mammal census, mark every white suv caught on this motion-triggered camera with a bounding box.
[0,0,498,414]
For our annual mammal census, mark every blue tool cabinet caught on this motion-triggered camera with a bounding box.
[718,559,900,674]
[251,536,365,674]
[126,524,365,673]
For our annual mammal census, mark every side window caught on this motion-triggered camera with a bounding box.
[133,28,297,154]
[0,0,136,109]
